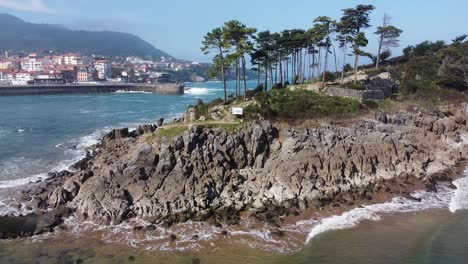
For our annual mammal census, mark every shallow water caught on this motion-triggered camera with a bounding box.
[0,211,467,264]
[0,81,252,188]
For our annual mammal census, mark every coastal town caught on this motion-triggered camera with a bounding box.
[0,51,205,86]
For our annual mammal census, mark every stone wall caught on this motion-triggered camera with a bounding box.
[0,83,185,96]
[324,87,385,100]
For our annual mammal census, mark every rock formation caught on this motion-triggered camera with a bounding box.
[16,108,468,231]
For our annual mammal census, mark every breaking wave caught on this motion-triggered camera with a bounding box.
[306,168,468,243]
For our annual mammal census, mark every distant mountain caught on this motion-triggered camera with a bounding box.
[0,14,171,58]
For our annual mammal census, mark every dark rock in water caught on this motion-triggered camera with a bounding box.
[72,151,93,170]
[448,183,458,190]
[156,118,164,127]
[47,170,72,180]
[0,206,71,239]
[270,229,285,237]
[128,256,136,262]
[133,226,144,231]
[221,230,228,236]
[426,183,438,193]
[403,194,422,202]
[192,234,199,240]
[170,234,177,241]
[192,258,201,264]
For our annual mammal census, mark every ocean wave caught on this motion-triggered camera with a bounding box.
[114,90,152,94]
[449,168,468,213]
[306,169,468,243]
[184,87,222,95]
[23,168,468,253]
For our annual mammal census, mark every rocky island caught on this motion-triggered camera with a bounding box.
[2,97,467,239]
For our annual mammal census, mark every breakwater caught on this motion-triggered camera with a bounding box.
[0,83,185,96]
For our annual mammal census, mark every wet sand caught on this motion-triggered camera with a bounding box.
[1,209,467,264]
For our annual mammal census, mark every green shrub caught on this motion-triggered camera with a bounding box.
[246,89,363,120]
[293,75,299,85]
[342,81,366,90]
[362,100,379,109]
[272,83,284,90]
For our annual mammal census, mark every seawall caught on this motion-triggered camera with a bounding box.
[0,83,185,96]
[324,87,385,101]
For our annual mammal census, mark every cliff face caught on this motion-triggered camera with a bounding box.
[28,106,468,227]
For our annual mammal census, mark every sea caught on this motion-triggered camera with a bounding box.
[0,81,467,264]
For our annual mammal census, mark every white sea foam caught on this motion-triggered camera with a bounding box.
[184,87,222,95]
[114,90,152,94]
[449,168,468,213]
[305,175,467,243]
[185,87,210,95]
[0,173,47,189]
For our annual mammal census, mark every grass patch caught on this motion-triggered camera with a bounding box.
[202,123,242,134]
[157,126,189,139]
[246,88,364,121]
[342,81,366,90]
[145,126,189,143]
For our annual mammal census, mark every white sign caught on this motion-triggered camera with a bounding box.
[232,107,244,116]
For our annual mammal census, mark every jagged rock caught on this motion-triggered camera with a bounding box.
[14,109,468,231]
[135,124,157,136]
[103,128,130,142]
[156,118,164,127]
[364,78,399,97]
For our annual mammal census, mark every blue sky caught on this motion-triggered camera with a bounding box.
[0,0,467,62]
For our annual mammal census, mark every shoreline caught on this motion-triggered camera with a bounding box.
[0,171,466,261]
[0,83,185,96]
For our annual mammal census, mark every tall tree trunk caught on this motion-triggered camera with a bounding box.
[341,35,348,84]
[308,45,311,80]
[242,56,247,100]
[322,39,330,89]
[257,65,260,86]
[219,46,227,101]
[264,59,268,91]
[318,48,322,78]
[303,48,307,82]
[354,45,359,83]
[298,49,303,84]
[274,60,278,84]
[376,34,384,69]
[235,59,239,97]
[279,53,283,85]
[270,66,274,87]
[312,46,316,79]
[332,43,338,73]
[291,51,296,81]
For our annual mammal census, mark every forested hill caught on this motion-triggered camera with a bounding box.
[0,14,171,58]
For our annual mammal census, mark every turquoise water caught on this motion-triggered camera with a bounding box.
[0,81,259,187]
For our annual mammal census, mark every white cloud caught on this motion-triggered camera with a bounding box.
[0,0,52,13]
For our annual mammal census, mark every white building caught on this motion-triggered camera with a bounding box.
[10,72,32,85]
[21,58,43,72]
[51,56,64,65]
[63,54,83,66]
[0,71,7,83]
[93,60,112,80]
